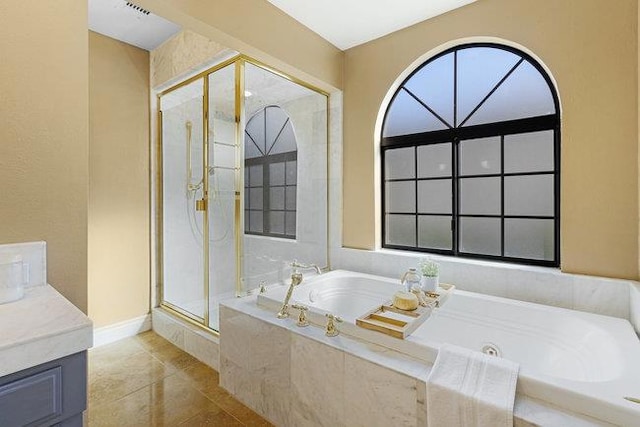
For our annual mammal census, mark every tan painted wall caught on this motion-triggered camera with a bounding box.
[151,30,227,88]
[0,0,89,310]
[343,0,639,279]
[137,0,343,91]
[88,32,150,328]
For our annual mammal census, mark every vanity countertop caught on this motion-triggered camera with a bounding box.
[0,285,92,377]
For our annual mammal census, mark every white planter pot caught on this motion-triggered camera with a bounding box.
[421,275,439,292]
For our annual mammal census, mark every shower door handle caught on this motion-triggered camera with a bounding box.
[195,198,207,211]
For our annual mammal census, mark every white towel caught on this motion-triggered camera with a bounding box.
[426,344,519,427]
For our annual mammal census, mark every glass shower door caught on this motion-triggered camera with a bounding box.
[242,62,328,291]
[160,79,206,321]
[157,57,328,333]
[207,63,238,330]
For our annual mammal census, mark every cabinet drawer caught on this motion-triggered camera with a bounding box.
[0,351,86,427]
[0,367,62,426]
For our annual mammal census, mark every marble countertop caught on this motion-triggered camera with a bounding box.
[0,285,93,377]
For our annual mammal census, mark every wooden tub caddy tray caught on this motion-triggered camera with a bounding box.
[355,284,455,339]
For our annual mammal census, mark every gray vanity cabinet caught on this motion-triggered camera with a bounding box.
[0,351,87,427]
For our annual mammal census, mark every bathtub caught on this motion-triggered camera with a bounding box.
[257,270,640,426]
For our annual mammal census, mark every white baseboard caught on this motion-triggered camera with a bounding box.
[93,314,152,348]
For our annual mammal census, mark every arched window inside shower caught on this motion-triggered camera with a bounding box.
[244,105,298,238]
[381,43,560,266]
[157,58,328,332]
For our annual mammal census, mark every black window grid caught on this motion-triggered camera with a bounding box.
[381,43,561,267]
[244,151,297,239]
[382,130,559,266]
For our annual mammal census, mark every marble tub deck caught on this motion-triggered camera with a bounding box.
[219,296,617,427]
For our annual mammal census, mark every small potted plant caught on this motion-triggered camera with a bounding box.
[419,258,439,292]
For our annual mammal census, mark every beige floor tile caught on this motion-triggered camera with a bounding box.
[88,374,220,427]
[178,409,244,426]
[89,348,175,405]
[215,393,273,426]
[175,358,220,391]
[155,346,200,370]
[135,331,201,370]
[89,338,146,369]
[88,331,272,426]
[174,362,273,426]
[134,330,173,350]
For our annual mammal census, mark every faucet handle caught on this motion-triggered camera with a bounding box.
[291,304,309,327]
[325,313,342,337]
[258,280,268,294]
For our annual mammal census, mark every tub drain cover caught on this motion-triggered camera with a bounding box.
[482,343,501,357]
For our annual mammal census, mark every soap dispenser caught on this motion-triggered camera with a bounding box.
[400,268,421,293]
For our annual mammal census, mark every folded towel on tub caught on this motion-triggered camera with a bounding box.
[426,344,519,427]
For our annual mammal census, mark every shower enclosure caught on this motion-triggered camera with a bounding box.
[157,57,328,332]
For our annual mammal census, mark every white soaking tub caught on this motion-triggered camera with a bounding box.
[256,270,640,426]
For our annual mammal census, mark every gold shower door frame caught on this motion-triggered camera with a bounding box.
[155,55,329,334]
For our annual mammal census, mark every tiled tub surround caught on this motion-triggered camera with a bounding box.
[254,270,640,426]
[219,298,618,427]
[330,247,640,333]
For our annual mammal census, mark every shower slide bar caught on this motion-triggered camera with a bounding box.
[186,121,201,193]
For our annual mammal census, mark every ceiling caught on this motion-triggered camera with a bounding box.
[89,0,477,53]
[267,0,478,50]
[88,0,180,51]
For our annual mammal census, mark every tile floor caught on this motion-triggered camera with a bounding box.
[87,331,273,426]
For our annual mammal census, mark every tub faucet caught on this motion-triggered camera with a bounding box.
[276,260,321,319]
[325,313,342,337]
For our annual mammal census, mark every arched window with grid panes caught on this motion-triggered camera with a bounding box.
[245,105,298,238]
[381,43,560,266]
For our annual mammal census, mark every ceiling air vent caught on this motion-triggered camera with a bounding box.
[125,2,151,15]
